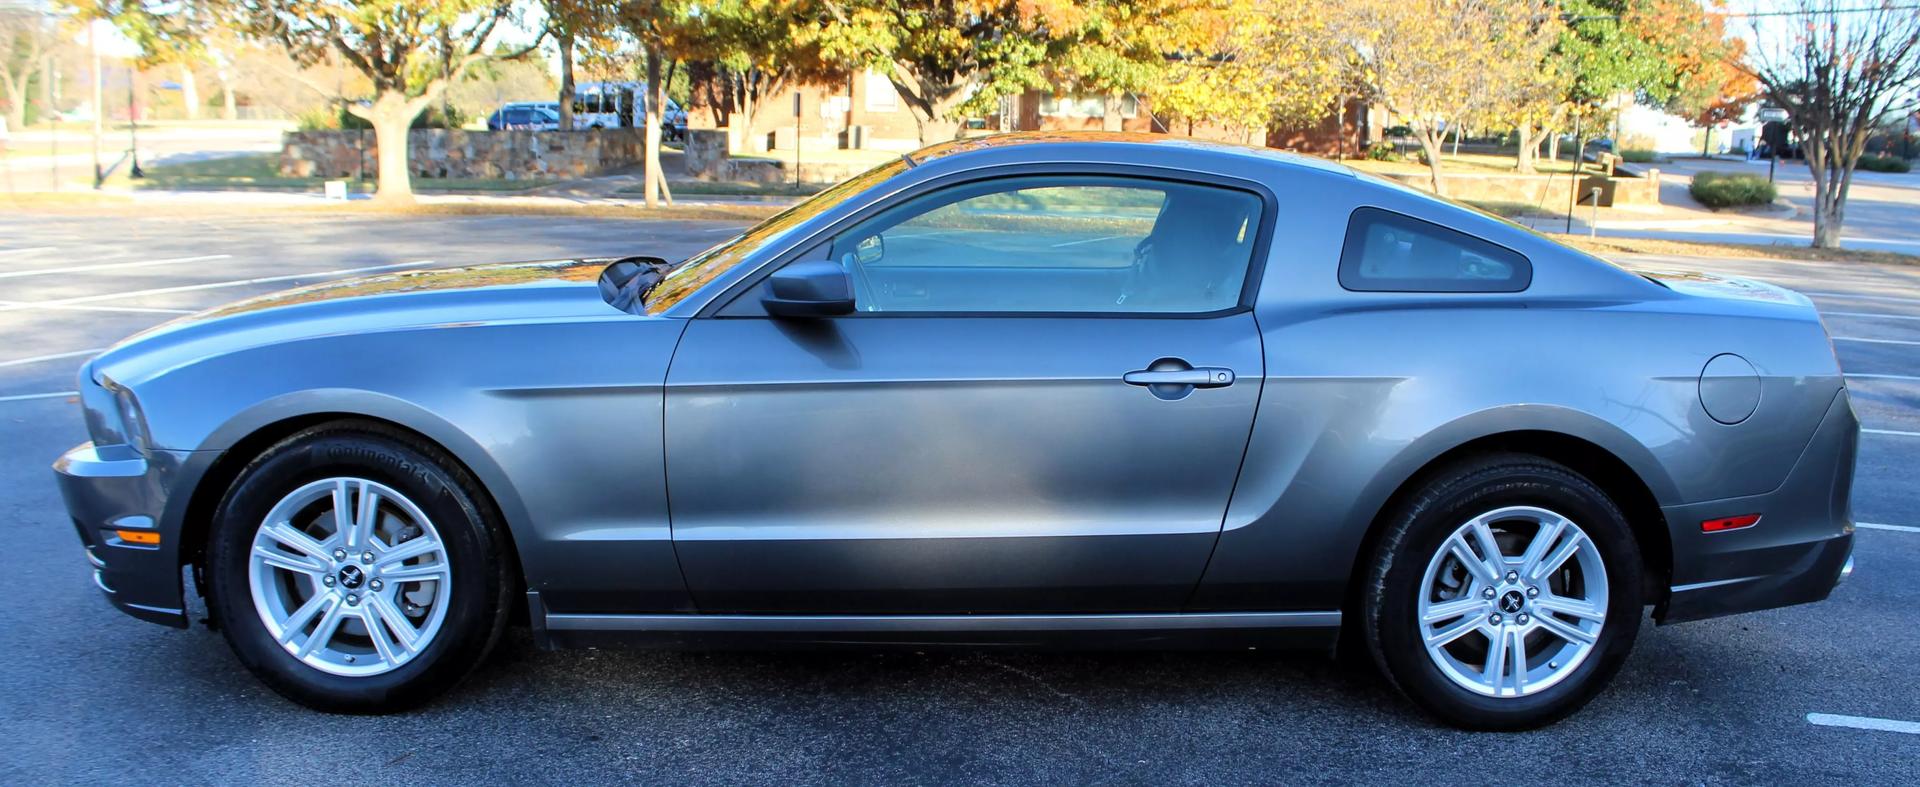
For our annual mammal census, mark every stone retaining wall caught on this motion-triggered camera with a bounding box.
[1381,170,1661,207]
[280,128,648,180]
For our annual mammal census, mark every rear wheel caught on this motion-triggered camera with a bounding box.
[206,422,511,713]
[1363,454,1643,730]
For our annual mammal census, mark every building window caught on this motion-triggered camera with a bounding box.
[1038,93,1137,119]
[865,71,898,113]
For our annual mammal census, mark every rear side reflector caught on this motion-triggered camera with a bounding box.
[114,529,161,545]
[1702,514,1761,533]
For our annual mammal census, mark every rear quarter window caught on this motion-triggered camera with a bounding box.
[1338,207,1531,293]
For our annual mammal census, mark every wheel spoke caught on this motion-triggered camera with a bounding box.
[278,592,331,644]
[296,599,346,658]
[1506,628,1529,693]
[1469,518,1506,566]
[369,594,420,654]
[260,521,331,562]
[331,479,357,546]
[1425,612,1484,648]
[1529,531,1584,583]
[375,536,440,568]
[379,561,449,584]
[1534,610,1598,644]
[1519,515,1570,577]
[362,607,406,665]
[1421,596,1488,624]
[1447,534,1500,586]
[1535,594,1605,622]
[355,484,381,548]
[253,544,327,577]
[1482,625,1509,689]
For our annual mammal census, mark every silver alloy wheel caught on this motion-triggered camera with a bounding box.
[1415,505,1608,698]
[247,477,452,677]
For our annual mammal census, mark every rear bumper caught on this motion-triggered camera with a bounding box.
[53,443,193,628]
[1657,389,1859,624]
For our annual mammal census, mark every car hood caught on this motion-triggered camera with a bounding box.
[93,258,643,386]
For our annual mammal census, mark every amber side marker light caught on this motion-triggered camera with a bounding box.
[1702,514,1761,533]
[114,529,161,545]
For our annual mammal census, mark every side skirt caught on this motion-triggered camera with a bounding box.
[528,592,1341,651]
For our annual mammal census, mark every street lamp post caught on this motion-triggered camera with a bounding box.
[128,65,143,179]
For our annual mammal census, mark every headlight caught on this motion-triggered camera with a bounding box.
[80,365,150,453]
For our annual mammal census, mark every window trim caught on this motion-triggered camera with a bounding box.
[702,164,1278,320]
[1336,206,1533,293]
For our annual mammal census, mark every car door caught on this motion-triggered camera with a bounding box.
[664,172,1272,614]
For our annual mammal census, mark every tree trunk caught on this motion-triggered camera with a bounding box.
[1548,131,1560,164]
[557,31,575,132]
[0,69,26,132]
[1516,122,1536,174]
[179,64,200,120]
[221,81,237,121]
[352,92,423,206]
[1102,92,1123,132]
[642,48,673,208]
[1416,126,1447,196]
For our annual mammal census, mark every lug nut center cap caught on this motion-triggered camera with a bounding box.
[1498,590,1526,614]
[337,564,366,590]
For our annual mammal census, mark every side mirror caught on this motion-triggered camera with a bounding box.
[854,234,884,265]
[762,260,855,317]
[598,255,673,315]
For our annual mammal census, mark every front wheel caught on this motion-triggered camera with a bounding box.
[205,422,513,713]
[1362,454,1644,730]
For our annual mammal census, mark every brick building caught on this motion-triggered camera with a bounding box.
[702,69,1383,159]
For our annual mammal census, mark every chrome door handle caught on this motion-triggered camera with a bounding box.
[1123,368,1235,388]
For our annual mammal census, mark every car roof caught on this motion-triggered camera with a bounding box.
[909,131,1357,179]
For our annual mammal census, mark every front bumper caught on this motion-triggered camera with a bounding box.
[1658,388,1859,624]
[53,443,194,628]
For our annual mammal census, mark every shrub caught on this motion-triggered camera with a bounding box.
[1620,149,1657,163]
[1691,171,1777,208]
[1385,124,1413,138]
[1857,154,1912,173]
[1365,142,1400,161]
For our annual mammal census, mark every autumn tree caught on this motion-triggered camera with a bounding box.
[688,0,841,136]
[1743,0,1920,248]
[1341,0,1557,195]
[1152,0,1349,141]
[544,0,618,130]
[228,0,547,204]
[803,0,1069,144]
[1045,0,1205,132]
[0,3,55,130]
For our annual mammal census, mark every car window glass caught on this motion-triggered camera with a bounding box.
[1338,207,1531,292]
[826,176,1262,314]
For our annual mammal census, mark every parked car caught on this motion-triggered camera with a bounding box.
[53,133,1857,730]
[485,104,561,131]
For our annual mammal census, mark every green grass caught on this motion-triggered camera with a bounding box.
[1344,152,1581,176]
[628,180,830,197]
[1619,149,1658,164]
[1690,171,1777,209]
[123,153,553,192]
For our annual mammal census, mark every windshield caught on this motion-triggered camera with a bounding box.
[643,157,913,314]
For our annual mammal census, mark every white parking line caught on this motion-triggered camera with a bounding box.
[0,246,57,257]
[1833,336,1920,347]
[1807,291,1920,306]
[1847,373,1920,382]
[1858,522,1920,534]
[1806,713,1920,735]
[1824,311,1920,322]
[0,391,76,403]
[0,348,103,369]
[0,303,196,314]
[0,254,231,280]
[1050,234,1130,248]
[1862,428,1920,438]
[0,260,437,313]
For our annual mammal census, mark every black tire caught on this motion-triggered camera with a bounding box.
[1362,453,1643,730]
[205,421,513,713]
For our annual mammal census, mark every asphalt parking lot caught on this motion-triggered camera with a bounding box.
[1,210,1916,783]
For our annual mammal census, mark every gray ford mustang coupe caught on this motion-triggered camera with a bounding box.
[53,133,1857,729]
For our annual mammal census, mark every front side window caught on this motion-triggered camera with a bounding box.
[1338,207,1531,292]
[827,176,1263,314]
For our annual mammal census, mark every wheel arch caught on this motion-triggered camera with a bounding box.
[1340,426,1676,630]
[174,393,531,604]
